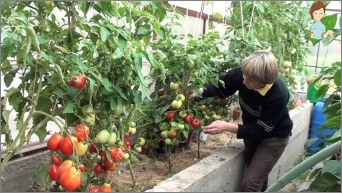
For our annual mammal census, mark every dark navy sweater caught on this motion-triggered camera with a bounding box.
[202,66,293,140]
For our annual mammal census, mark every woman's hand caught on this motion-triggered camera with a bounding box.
[203,120,239,134]
[189,88,204,99]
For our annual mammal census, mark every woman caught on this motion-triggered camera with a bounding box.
[309,0,334,40]
[190,50,293,191]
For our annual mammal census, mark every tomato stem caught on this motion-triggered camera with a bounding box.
[127,162,136,187]
[197,130,201,159]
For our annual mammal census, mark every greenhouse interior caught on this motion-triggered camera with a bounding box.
[1,1,341,192]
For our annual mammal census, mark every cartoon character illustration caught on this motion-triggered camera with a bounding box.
[309,0,334,40]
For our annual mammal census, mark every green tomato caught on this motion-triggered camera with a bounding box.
[179,110,187,118]
[134,146,142,153]
[129,127,137,135]
[123,153,130,160]
[177,123,184,130]
[171,100,182,109]
[107,132,117,146]
[96,130,110,144]
[164,138,172,145]
[129,122,136,128]
[191,71,199,78]
[170,82,180,90]
[171,121,178,128]
[137,138,146,146]
[187,62,195,69]
[159,122,168,131]
[160,130,168,139]
[172,138,179,145]
[176,94,185,102]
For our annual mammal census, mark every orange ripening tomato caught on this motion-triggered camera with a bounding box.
[59,166,81,191]
[59,135,78,156]
[100,183,112,192]
[74,124,90,141]
[47,133,63,151]
[57,160,74,179]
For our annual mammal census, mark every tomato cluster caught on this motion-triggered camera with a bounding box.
[45,120,148,192]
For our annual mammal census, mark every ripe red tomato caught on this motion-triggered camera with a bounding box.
[88,142,99,154]
[57,160,74,179]
[49,164,59,181]
[51,155,61,166]
[59,166,81,191]
[79,164,86,172]
[184,114,193,124]
[102,156,114,168]
[93,164,103,174]
[165,111,175,121]
[124,132,130,138]
[98,150,106,157]
[47,133,63,151]
[59,135,78,156]
[191,118,201,128]
[69,73,86,89]
[89,186,100,192]
[100,183,112,192]
[124,141,132,148]
[74,124,90,141]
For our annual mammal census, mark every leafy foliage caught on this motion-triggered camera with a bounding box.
[224,1,311,94]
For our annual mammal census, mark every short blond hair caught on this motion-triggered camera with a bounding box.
[241,50,278,84]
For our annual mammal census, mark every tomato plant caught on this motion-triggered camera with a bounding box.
[0,0,232,191]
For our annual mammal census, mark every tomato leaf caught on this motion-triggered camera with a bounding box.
[1,60,12,74]
[100,26,110,43]
[321,14,337,30]
[117,34,127,51]
[4,71,15,87]
[63,102,77,114]
[112,47,123,59]
[322,160,341,175]
[333,68,341,87]
[102,77,113,92]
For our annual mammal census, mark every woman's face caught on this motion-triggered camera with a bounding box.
[243,74,265,90]
[313,8,324,21]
